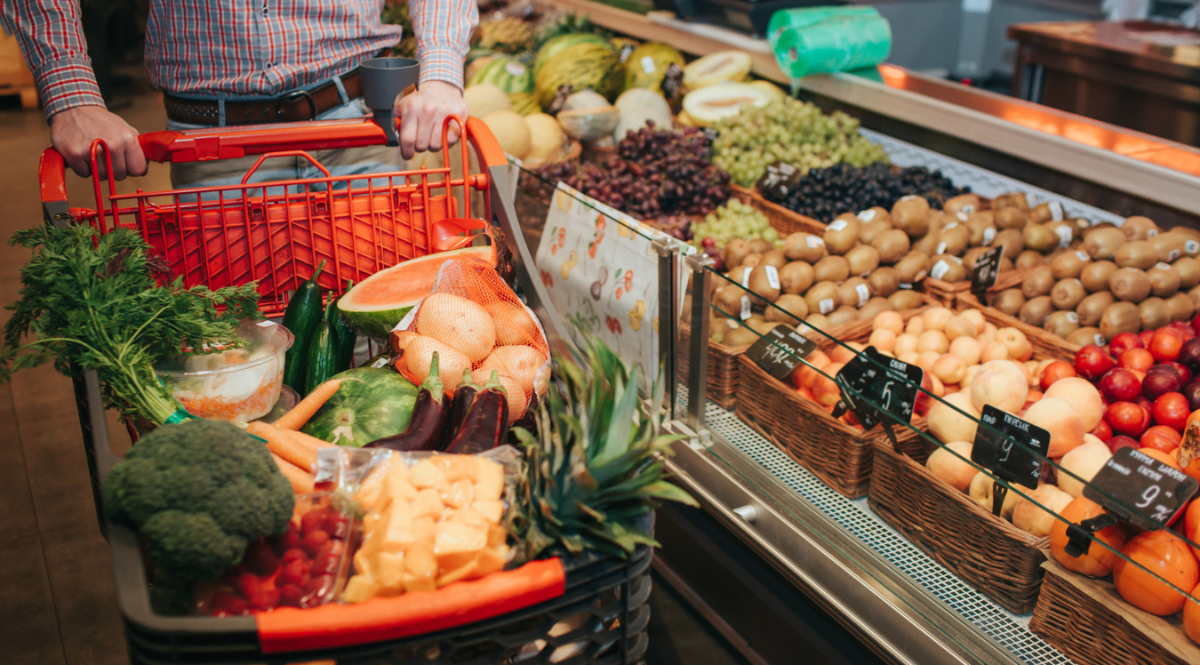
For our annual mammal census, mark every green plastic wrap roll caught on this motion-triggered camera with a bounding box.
[767,6,881,44]
[771,14,892,80]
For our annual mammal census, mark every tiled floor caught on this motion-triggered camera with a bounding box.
[0,70,742,665]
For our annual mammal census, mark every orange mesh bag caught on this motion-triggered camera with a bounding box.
[390,256,550,423]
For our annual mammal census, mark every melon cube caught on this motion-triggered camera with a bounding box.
[379,464,417,506]
[437,549,480,575]
[353,547,375,578]
[450,506,488,530]
[487,523,508,548]
[375,551,407,594]
[410,459,449,490]
[413,516,437,545]
[412,488,444,520]
[475,545,509,577]
[342,574,379,604]
[435,520,487,555]
[437,559,480,587]
[404,542,438,592]
[379,499,414,552]
[362,512,381,534]
[356,455,408,511]
[472,500,504,524]
[473,458,505,501]
[432,454,474,482]
[441,478,474,509]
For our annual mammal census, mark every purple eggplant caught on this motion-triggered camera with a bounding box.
[439,370,479,450]
[367,352,449,452]
[445,371,509,455]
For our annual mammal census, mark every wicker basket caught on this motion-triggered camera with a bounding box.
[678,323,746,411]
[868,443,1049,614]
[921,266,1031,307]
[733,308,932,499]
[1031,559,1200,665]
[955,291,1081,361]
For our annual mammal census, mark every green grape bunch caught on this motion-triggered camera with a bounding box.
[689,198,781,253]
[710,99,889,187]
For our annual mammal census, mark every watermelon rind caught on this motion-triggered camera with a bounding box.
[533,33,613,77]
[338,245,493,341]
[301,368,418,446]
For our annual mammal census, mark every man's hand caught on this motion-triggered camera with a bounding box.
[50,105,147,180]
[395,80,469,161]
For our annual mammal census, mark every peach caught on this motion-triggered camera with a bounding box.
[929,391,980,444]
[926,441,977,492]
[970,360,1029,414]
[969,471,1021,519]
[944,315,979,341]
[1020,361,1037,386]
[917,351,942,374]
[1057,441,1112,498]
[949,336,983,365]
[962,365,979,387]
[980,342,1009,362]
[961,309,986,330]
[931,375,946,397]
[1012,484,1073,536]
[873,311,904,334]
[868,328,897,353]
[1024,397,1086,458]
[811,362,845,407]
[918,330,949,354]
[894,333,920,356]
[997,327,1032,361]
[905,316,925,336]
[932,354,967,384]
[922,306,954,332]
[899,351,921,366]
[1043,377,1104,432]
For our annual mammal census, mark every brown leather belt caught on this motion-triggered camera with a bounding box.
[163,68,364,126]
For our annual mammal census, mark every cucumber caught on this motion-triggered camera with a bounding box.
[333,280,357,371]
[304,298,339,395]
[282,260,326,392]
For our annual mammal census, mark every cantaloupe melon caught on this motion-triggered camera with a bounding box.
[464,84,511,119]
[523,113,566,163]
[481,110,531,159]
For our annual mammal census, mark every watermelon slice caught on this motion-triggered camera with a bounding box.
[338,246,494,340]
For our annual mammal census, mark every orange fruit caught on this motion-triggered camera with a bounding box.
[1113,530,1200,616]
[1048,497,1127,577]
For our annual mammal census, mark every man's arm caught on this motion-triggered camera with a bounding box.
[2,0,145,179]
[396,0,479,160]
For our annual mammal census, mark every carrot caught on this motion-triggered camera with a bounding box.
[248,421,333,472]
[275,378,343,430]
[271,452,315,494]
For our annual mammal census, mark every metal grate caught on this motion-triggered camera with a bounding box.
[860,129,1127,227]
[691,395,1075,665]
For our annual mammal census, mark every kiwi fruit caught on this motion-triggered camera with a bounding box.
[748,239,775,255]
[823,216,861,255]
[937,224,971,256]
[995,207,1028,230]
[894,251,930,285]
[845,245,880,276]
[966,214,996,247]
[1171,225,1200,246]
[889,290,924,310]
[1047,221,1077,248]
[995,289,1026,316]
[1151,231,1187,262]
[742,253,763,269]
[992,228,1024,260]
[1080,260,1118,292]
[1016,250,1046,269]
[1023,266,1056,298]
[1109,267,1152,302]
[911,220,943,256]
[944,193,981,217]
[891,196,931,237]
[1051,251,1091,279]
[713,286,749,319]
[1147,263,1181,298]
[1083,227,1125,260]
[859,216,892,245]
[993,192,1031,211]
[1023,223,1058,253]
[867,267,900,298]
[723,326,761,347]
[1166,292,1195,322]
[839,277,872,308]
[827,306,859,327]
[1191,284,1200,311]
[1122,216,1159,240]
[1051,278,1086,310]
[873,229,911,264]
[813,255,850,283]
[727,265,752,289]
[748,265,782,305]
[929,256,966,282]
[784,232,826,263]
[1174,257,1200,288]
[779,261,815,294]
[805,281,841,315]
[999,256,1015,272]
[858,206,892,226]
[1139,298,1171,331]
[1077,291,1116,326]
[1029,201,1062,224]
[1020,296,1053,327]
[1068,327,1104,347]
[1100,302,1141,340]
[724,239,753,268]
[765,294,809,323]
[1045,311,1081,338]
[962,246,987,271]
[1114,240,1158,270]
[858,297,893,321]
[1082,222,1119,238]
[760,249,788,270]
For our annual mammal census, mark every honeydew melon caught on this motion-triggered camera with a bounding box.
[682,83,775,127]
[682,50,753,89]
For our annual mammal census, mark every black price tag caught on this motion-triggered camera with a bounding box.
[971,246,1003,299]
[1083,447,1199,530]
[971,405,1049,490]
[661,63,684,100]
[834,347,923,430]
[755,162,802,202]
[746,325,817,381]
[548,84,573,115]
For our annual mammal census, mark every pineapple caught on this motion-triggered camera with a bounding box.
[510,337,697,562]
[474,17,533,55]
[533,12,608,49]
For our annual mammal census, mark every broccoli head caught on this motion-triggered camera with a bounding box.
[103,419,294,581]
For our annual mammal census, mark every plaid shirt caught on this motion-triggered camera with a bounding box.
[3,0,477,119]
